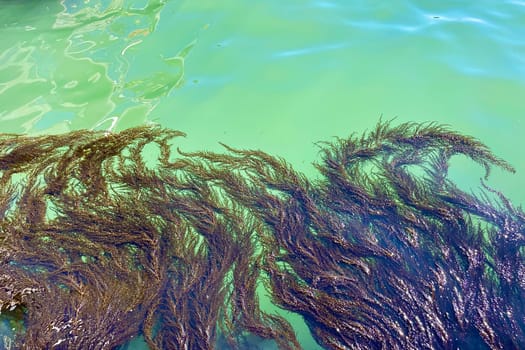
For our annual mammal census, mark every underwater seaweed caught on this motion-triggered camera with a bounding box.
[0,128,297,350]
[184,120,524,349]
[0,120,523,349]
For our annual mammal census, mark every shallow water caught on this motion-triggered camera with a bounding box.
[1,0,524,348]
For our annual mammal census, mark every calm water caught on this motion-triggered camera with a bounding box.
[1,0,524,348]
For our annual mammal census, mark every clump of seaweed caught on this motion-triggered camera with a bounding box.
[0,120,523,349]
[195,120,524,349]
[0,128,298,349]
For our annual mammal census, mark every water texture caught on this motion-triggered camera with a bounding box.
[1,0,524,349]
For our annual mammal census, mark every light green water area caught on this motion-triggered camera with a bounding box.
[1,0,524,348]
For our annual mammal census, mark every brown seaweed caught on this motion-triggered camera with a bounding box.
[0,120,523,349]
[0,127,298,349]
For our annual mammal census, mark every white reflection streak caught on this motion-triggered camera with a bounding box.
[92,116,119,134]
[425,14,489,25]
[272,43,346,58]
[121,40,143,56]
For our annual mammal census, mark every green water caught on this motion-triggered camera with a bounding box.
[1,0,524,348]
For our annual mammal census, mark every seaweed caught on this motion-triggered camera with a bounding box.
[0,127,297,349]
[0,120,523,349]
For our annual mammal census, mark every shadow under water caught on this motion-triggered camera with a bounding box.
[0,121,523,349]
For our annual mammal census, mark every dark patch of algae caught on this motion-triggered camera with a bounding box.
[0,121,523,349]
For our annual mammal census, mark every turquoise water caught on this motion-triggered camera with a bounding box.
[1,0,524,348]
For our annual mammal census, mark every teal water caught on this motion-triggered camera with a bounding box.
[1,1,524,348]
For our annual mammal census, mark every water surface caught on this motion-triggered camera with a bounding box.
[1,0,524,348]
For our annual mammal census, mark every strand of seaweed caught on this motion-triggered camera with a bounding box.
[0,120,524,349]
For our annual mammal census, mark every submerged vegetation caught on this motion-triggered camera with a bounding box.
[0,121,523,349]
